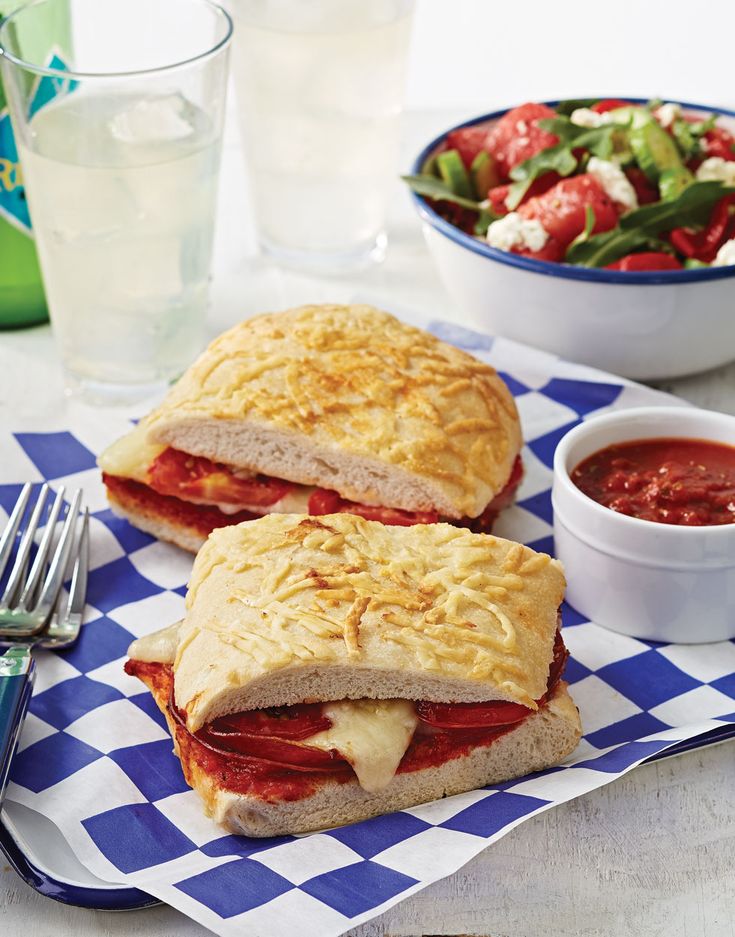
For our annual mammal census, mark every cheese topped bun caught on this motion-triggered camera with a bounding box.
[125,515,580,836]
[175,514,564,731]
[100,305,523,552]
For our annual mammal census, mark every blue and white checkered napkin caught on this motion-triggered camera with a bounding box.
[3,318,735,937]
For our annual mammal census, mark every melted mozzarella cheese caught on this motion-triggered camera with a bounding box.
[248,487,314,514]
[98,422,165,482]
[128,621,181,663]
[191,485,315,515]
[127,619,420,788]
[306,699,418,792]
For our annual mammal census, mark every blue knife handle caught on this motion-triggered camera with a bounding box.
[0,648,35,805]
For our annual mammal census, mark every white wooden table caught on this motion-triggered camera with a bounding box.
[2,107,735,937]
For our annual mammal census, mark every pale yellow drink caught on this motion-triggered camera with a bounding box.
[230,0,414,267]
[19,92,220,394]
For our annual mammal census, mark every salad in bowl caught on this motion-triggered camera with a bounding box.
[404,97,735,271]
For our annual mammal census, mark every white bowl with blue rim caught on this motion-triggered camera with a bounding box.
[409,98,735,381]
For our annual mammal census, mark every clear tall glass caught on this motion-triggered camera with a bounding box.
[229,0,414,272]
[0,0,232,403]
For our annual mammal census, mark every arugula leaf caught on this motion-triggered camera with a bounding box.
[669,115,715,160]
[689,114,717,137]
[554,98,600,116]
[401,174,488,212]
[620,180,735,233]
[508,134,579,178]
[565,205,596,257]
[505,143,577,209]
[579,125,618,159]
[504,120,624,210]
[504,183,529,212]
[536,116,586,144]
[566,182,735,267]
[473,210,496,238]
[565,229,663,267]
[537,118,620,153]
[668,114,716,159]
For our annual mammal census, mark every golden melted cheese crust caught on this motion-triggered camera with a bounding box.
[144,305,521,518]
[174,514,565,730]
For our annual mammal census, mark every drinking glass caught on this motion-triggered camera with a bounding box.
[229,0,414,272]
[0,0,232,403]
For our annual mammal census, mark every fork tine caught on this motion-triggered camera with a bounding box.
[11,508,89,649]
[0,484,48,609]
[56,507,89,624]
[0,483,31,586]
[18,486,66,611]
[67,508,89,620]
[34,489,82,619]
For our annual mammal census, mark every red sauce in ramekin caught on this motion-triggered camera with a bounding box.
[571,437,735,526]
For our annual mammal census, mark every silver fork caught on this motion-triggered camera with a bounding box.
[0,483,82,637]
[0,485,88,804]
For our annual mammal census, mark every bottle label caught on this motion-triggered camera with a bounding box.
[0,50,71,236]
[0,109,30,233]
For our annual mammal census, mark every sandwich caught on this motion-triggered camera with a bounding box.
[99,304,523,553]
[124,513,582,837]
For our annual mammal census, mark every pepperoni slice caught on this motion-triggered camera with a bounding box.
[148,447,294,507]
[416,630,569,729]
[307,489,440,526]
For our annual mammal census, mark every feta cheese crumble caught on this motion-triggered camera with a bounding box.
[713,237,735,267]
[586,157,639,212]
[486,212,549,252]
[655,102,682,129]
[570,108,612,129]
[696,157,735,187]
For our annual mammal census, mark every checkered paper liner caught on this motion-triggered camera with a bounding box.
[3,318,735,937]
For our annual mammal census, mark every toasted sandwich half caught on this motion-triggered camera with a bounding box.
[100,304,523,552]
[125,514,581,837]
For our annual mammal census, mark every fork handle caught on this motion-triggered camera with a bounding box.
[0,647,35,805]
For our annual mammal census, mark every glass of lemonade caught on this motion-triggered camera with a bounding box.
[0,0,232,403]
[229,0,414,272]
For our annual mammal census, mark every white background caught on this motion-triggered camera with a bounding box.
[405,0,735,114]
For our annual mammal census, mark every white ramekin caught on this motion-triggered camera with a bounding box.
[552,406,735,643]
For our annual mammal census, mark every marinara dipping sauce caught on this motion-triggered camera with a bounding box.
[571,437,735,526]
